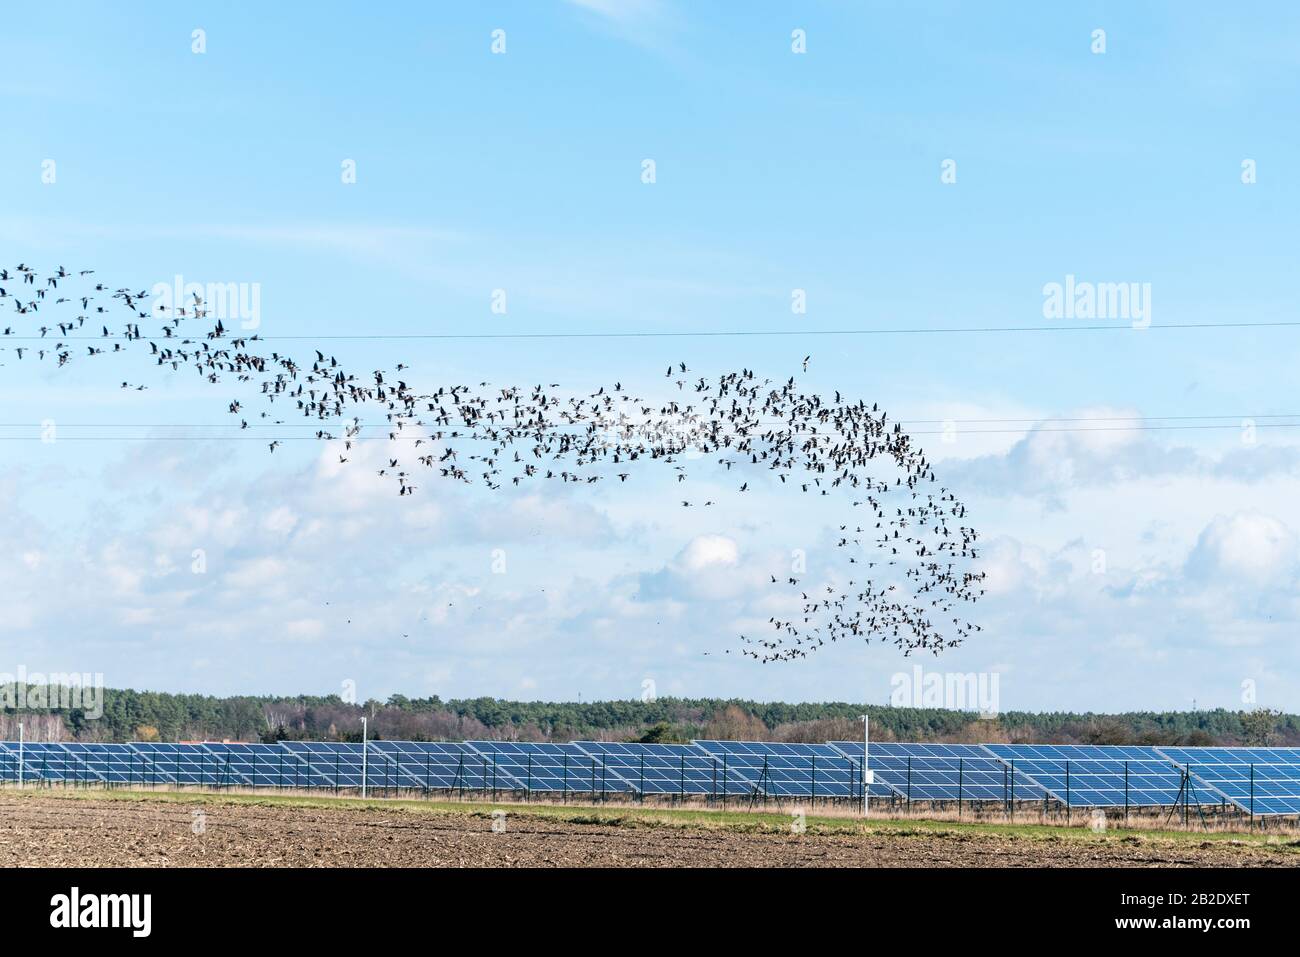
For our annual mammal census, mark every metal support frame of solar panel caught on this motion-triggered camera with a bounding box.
[984,745,1187,808]
[202,743,335,789]
[830,742,1049,803]
[1157,747,1300,816]
[573,742,758,795]
[466,742,624,794]
[128,742,244,786]
[366,741,486,791]
[693,741,876,798]
[0,742,103,783]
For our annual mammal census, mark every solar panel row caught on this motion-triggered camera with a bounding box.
[986,744,1188,807]
[1158,747,1300,815]
[831,742,1051,803]
[695,741,875,797]
[2,740,1299,813]
[574,742,756,795]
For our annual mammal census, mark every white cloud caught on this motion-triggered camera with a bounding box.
[284,618,326,642]
[222,557,291,592]
[680,534,738,570]
[1186,512,1298,584]
[944,408,1300,501]
[262,506,299,536]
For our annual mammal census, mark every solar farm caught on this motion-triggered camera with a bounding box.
[4,738,1299,826]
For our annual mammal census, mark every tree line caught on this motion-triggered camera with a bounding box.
[1,684,1294,747]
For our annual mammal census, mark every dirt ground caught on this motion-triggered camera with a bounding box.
[1,792,1295,867]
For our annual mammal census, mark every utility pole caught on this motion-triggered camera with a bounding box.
[360,716,368,799]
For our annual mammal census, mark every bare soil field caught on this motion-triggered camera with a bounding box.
[1,791,1296,868]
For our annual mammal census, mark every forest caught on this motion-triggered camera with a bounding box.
[0,684,1294,748]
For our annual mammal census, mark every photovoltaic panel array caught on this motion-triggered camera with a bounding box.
[0,741,98,782]
[202,742,335,788]
[693,741,874,797]
[574,742,757,795]
[61,743,152,783]
[830,742,1049,802]
[367,741,489,790]
[1157,747,1300,815]
[0,742,20,781]
[3,738,1300,814]
[277,741,375,788]
[815,741,900,798]
[130,743,233,785]
[136,742,249,786]
[354,742,429,790]
[985,744,1186,807]
[3,743,53,781]
[465,742,618,792]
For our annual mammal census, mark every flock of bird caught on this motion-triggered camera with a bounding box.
[1,264,986,661]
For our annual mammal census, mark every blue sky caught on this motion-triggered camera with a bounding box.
[2,1,1299,713]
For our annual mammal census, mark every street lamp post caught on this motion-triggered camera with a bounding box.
[859,713,870,817]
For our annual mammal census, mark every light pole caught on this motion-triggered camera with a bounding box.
[360,716,368,799]
[859,713,870,817]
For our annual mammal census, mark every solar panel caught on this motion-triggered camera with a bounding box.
[985,744,1186,807]
[1157,747,1300,815]
[0,742,102,782]
[366,741,488,790]
[465,742,623,793]
[829,742,1049,802]
[61,743,152,783]
[201,743,335,788]
[573,742,758,795]
[277,741,384,788]
[129,743,242,786]
[694,741,875,797]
